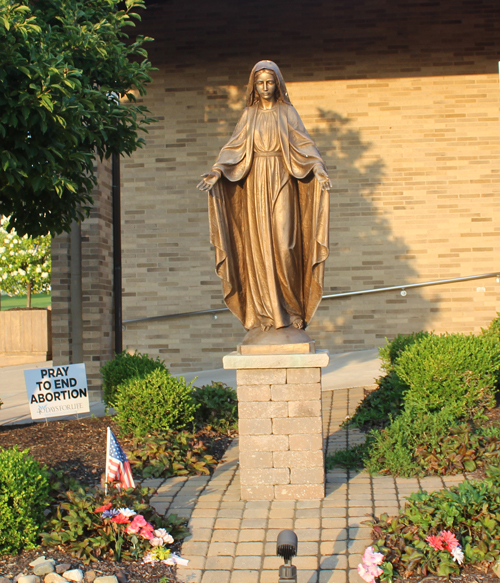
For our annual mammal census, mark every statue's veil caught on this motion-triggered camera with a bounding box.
[246,60,292,106]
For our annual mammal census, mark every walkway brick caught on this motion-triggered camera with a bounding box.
[147,387,466,583]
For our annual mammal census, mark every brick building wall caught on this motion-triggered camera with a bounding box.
[52,159,114,399]
[52,0,500,384]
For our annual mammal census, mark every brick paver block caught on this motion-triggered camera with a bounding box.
[289,433,323,451]
[295,517,321,529]
[271,383,321,401]
[274,450,324,468]
[318,570,347,583]
[349,568,367,583]
[268,517,294,529]
[239,434,289,451]
[204,556,234,570]
[320,540,348,555]
[239,401,288,419]
[241,485,275,500]
[238,528,267,542]
[275,484,325,500]
[237,369,286,385]
[201,570,231,583]
[207,542,236,556]
[287,367,321,384]
[291,467,325,485]
[236,385,271,401]
[235,540,264,556]
[211,529,240,542]
[230,570,260,583]
[238,451,274,468]
[178,568,203,583]
[273,416,322,435]
[238,418,272,435]
[241,467,290,486]
[288,400,322,417]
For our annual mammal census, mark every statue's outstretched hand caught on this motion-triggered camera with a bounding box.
[197,171,219,191]
[314,167,332,190]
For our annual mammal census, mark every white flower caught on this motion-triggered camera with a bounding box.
[451,546,464,565]
[154,528,174,544]
[42,272,49,278]
[163,554,189,566]
[9,250,13,255]
[150,537,164,547]
[18,269,25,275]
[0,247,5,253]
[36,267,42,273]
[142,552,155,565]
[117,507,136,517]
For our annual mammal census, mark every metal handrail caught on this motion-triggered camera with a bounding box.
[122,271,499,326]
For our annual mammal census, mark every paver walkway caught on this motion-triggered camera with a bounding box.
[145,388,466,583]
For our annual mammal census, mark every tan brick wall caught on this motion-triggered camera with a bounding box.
[52,0,500,382]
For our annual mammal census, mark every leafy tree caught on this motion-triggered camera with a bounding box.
[0,216,51,307]
[0,0,155,238]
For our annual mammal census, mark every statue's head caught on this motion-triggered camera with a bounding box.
[246,60,291,106]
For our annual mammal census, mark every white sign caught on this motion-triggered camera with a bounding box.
[24,363,90,420]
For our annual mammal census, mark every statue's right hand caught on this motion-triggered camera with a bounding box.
[197,171,219,191]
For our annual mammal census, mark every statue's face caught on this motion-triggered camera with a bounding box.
[254,70,277,103]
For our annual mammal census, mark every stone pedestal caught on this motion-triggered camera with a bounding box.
[223,350,329,500]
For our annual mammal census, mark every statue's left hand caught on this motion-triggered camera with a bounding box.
[314,167,332,190]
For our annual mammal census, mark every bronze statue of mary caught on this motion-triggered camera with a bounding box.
[197,60,331,340]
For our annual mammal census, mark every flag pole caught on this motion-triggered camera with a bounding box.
[105,426,110,495]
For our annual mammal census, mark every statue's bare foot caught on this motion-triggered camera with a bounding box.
[292,319,304,329]
[261,324,271,331]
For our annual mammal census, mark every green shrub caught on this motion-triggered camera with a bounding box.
[395,333,500,419]
[114,368,197,437]
[325,443,369,470]
[365,331,500,476]
[101,351,167,408]
[192,381,238,433]
[42,476,188,563]
[0,447,50,555]
[379,331,431,373]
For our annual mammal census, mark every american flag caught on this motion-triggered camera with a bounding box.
[105,427,135,490]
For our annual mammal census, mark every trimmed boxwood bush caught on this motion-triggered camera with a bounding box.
[101,351,167,408]
[192,381,238,433]
[113,368,197,437]
[0,447,50,555]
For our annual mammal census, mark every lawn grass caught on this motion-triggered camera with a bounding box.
[0,292,51,310]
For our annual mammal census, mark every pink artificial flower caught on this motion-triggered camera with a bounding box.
[357,563,383,583]
[131,514,148,528]
[361,546,384,567]
[426,535,444,551]
[111,513,131,524]
[125,522,141,535]
[140,527,155,540]
[440,530,459,551]
[154,529,174,545]
[150,537,164,547]
[94,503,112,513]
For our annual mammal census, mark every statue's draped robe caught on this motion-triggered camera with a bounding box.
[209,102,329,331]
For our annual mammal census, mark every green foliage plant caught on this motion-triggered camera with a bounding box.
[366,331,500,476]
[0,446,50,555]
[0,216,50,306]
[369,473,500,579]
[325,443,369,470]
[42,474,188,563]
[126,431,218,479]
[192,381,238,433]
[113,368,197,437]
[0,0,156,237]
[100,350,167,408]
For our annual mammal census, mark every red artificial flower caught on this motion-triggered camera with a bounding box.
[111,513,131,524]
[140,527,154,540]
[94,503,113,514]
[440,530,459,551]
[426,535,444,551]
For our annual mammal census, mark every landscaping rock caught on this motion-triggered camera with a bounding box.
[493,558,500,578]
[0,577,12,583]
[55,565,72,575]
[29,558,47,568]
[62,571,83,583]
[44,575,68,583]
[83,572,96,583]
[94,577,119,583]
[17,576,40,583]
[33,562,55,577]
[114,570,127,583]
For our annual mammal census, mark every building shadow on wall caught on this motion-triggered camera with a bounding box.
[307,108,437,347]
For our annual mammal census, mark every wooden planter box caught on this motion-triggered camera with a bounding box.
[0,308,52,367]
